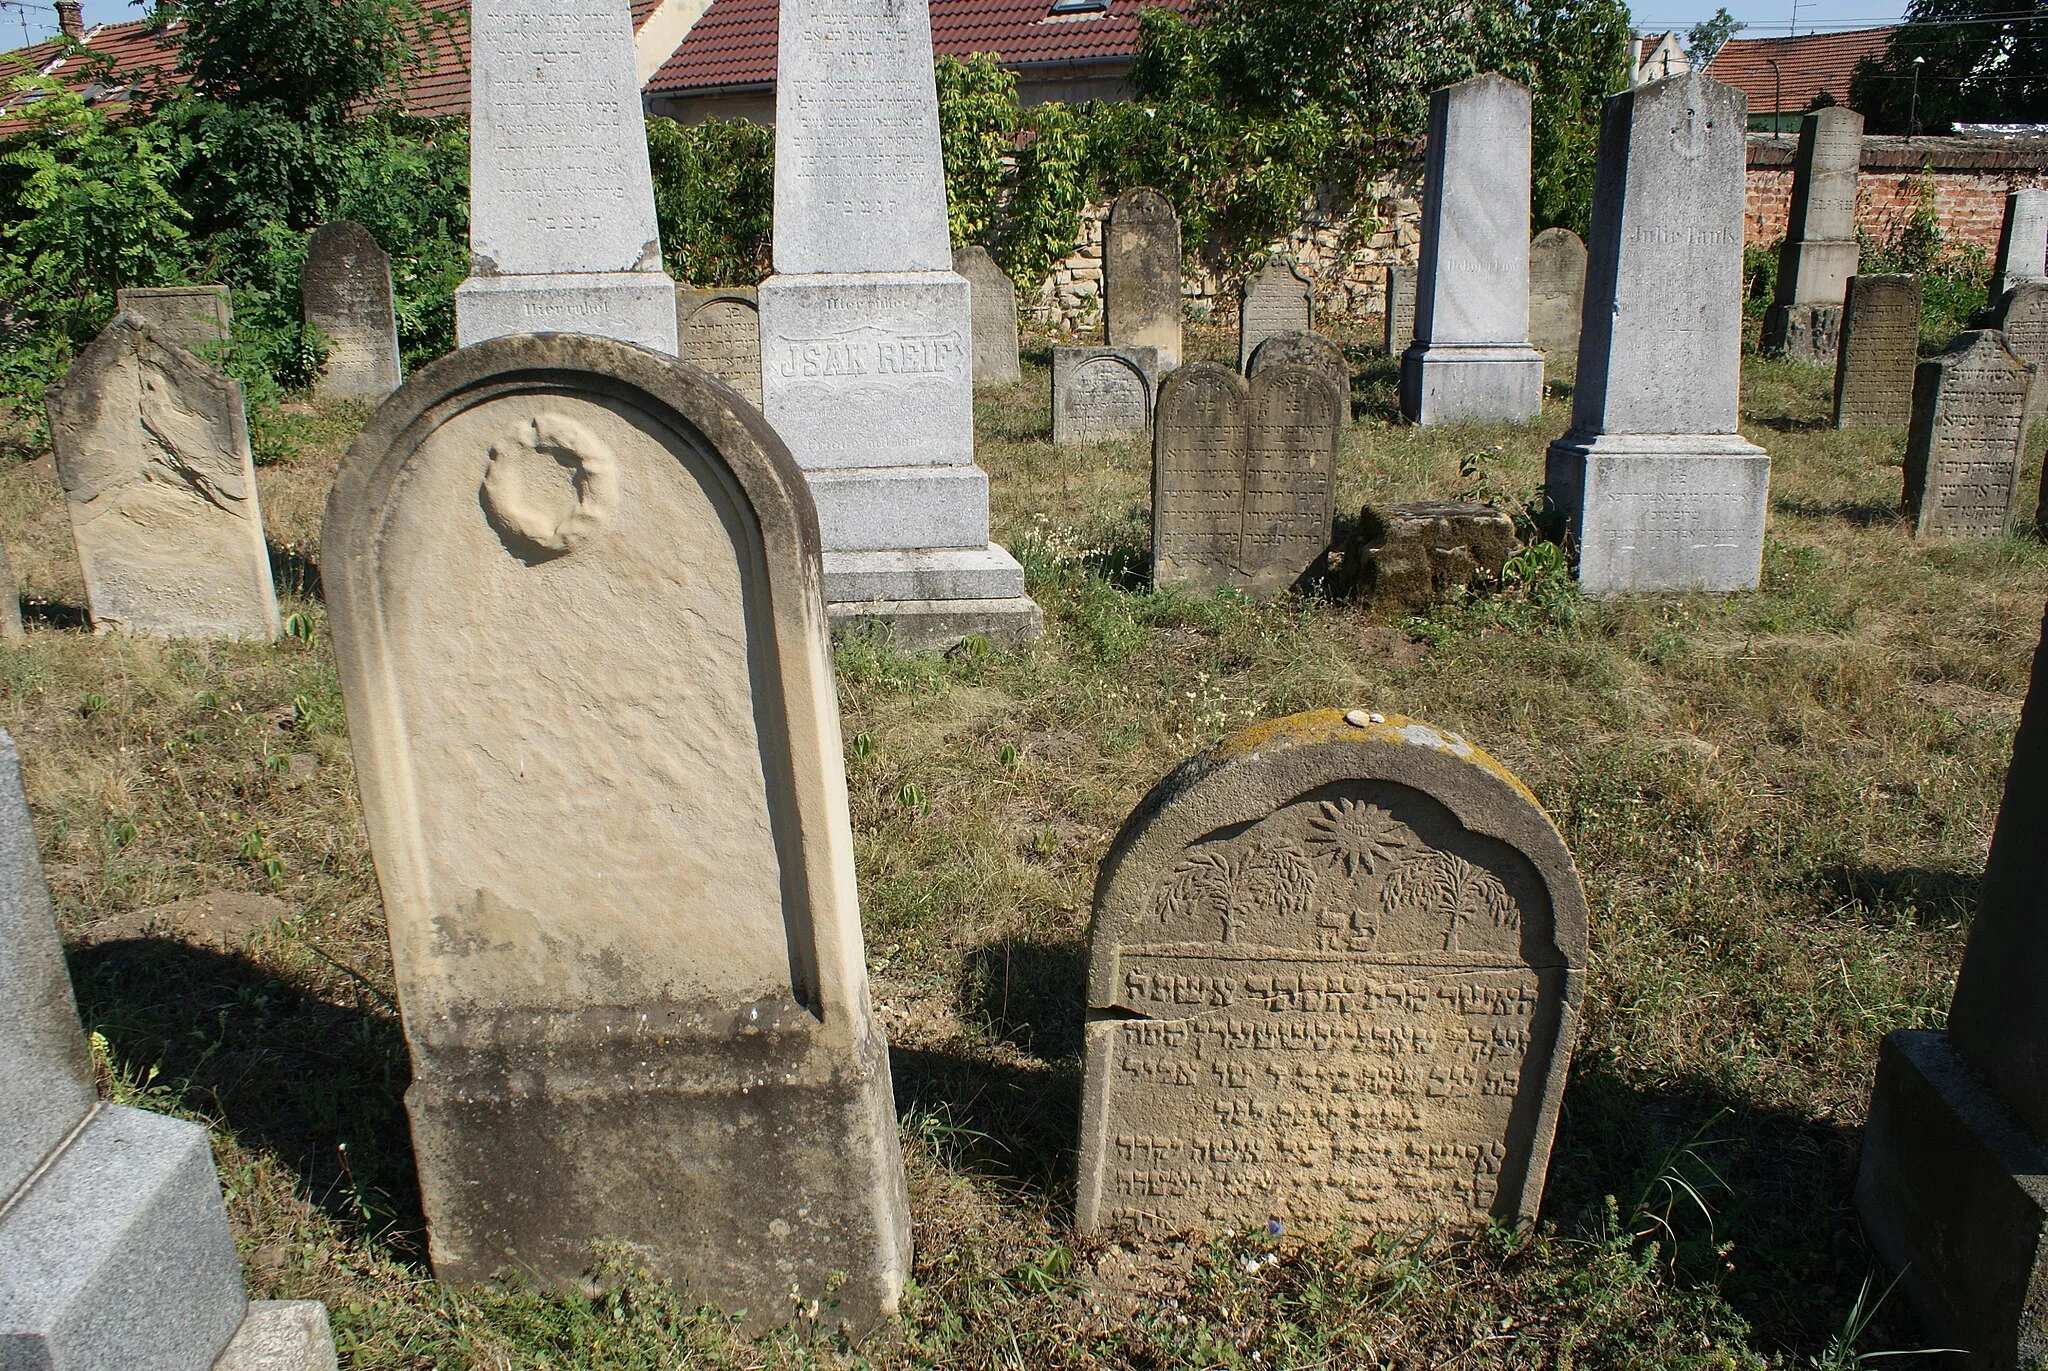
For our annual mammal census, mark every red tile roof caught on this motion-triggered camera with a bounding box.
[1707,26,1896,118]
[648,0,1191,95]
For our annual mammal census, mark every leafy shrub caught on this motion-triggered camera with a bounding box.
[646,115,773,286]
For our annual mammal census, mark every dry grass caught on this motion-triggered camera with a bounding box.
[3,328,2043,1368]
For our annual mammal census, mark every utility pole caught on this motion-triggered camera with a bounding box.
[1911,54,1925,141]
[1767,56,1783,133]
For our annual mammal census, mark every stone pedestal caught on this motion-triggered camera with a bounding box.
[1762,108,1862,363]
[1545,433,1770,594]
[1762,301,1843,366]
[1549,73,1767,593]
[457,0,677,353]
[758,0,1038,648]
[1401,75,1542,425]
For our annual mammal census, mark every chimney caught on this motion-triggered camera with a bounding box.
[55,0,84,39]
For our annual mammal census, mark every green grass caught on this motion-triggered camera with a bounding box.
[2,326,2042,1368]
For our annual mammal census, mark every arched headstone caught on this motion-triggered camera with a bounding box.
[1077,709,1588,1238]
[324,334,910,1334]
[1248,331,1350,426]
[1106,188,1183,370]
[676,287,763,406]
[302,220,404,400]
[1237,258,1311,371]
[1053,347,1156,445]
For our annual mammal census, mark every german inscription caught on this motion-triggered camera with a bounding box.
[1077,709,1588,1238]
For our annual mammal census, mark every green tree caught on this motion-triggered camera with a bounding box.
[936,53,1020,249]
[1852,0,2048,133]
[646,116,774,286]
[1685,7,1742,68]
[1528,0,1632,234]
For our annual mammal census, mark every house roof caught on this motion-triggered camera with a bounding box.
[1707,26,1896,117]
[647,0,1191,96]
[0,0,665,129]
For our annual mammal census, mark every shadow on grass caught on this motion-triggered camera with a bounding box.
[1816,862,1978,929]
[269,542,325,602]
[1758,415,1834,434]
[1774,496,1905,528]
[22,597,88,631]
[889,1046,1082,1215]
[67,934,422,1257]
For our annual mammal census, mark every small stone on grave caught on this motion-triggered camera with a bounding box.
[1528,228,1586,359]
[1248,331,1350,425]
[1237,257,1311,371]
[1076,708,1588,1239]
[43,314,282,641]
[1902,328,2032,538]
[1832,274,1921,429]
[324,333,910,1335]
[1346,501,1517,608]
[1105,188,1183,370]
[1053,347,1157,446]
[114,286,231,352]
[676,287,763,406]
[955,247,1022,388]
[302,221,404,401]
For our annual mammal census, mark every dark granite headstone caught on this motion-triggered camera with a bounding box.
[1832,274,1921,429]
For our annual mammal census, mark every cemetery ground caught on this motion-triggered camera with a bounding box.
[1,329,2044,1369]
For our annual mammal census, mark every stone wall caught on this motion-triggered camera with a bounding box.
[1745,134,2048,253]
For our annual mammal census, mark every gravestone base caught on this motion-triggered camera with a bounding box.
[1399,344,1544,425]
[456,273,681,355]
[1762,303,1844,365]
[1856,1030,2048,1370]
[408,1024,911,1339]
[825,545,1027,603]
[1545,432,1771,594]
[828,594,1046,651]
[0,1104,249,1370]
[215,1302,340,1371]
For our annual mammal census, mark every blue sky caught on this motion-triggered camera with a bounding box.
[16,0,1909,46]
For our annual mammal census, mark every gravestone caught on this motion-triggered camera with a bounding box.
[1076,708,1588,1239]
[1105,188,1183,370]
[43,314,282,641]
[301,221,403,401]
[1383,266,1416,357]
[1401,74,1545,425]
[1902,329,2031,539]
[1528,227,1586,360]
[1988,281,2048,419]
[1053,346,1157,446]
[954,247,1021,388]
[1151,363,1337,597]
[1857,599,2048,1366]
[1831,274,1921,428]
[456,0,678,352]
[114,286,231,352]
[676,287,763,406]
[323,334,911,1335]
[1347,502,1517,608]
[1237,258,1311,371]
[1991,188,2048,305]
[1248,331,1350,426]
[0,540,20,640]
[758,0,1039,649]
[1545,73,1771,594]
[0,729,337,1370]
[1762,107,1863,363]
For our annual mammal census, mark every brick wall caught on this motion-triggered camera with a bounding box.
[1745,133,2048,254]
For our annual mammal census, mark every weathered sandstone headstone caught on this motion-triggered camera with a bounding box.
[1248,331,1350,426]
[1991,188,2048,305]
[44,314,281,641]
[1902,329,2031,539]
[1053,346,1157,446]
[676,287,763,406]
[1076,708,1588,1238]
[1151,363,1337,597]
[324,334,911,1334]
[1346,502,1517,608]
[0,729,337,1371]
[1831,274,1921,428]
[1401,74,1544,425]
[1105,188,1183,370]
[1528,228,1586,360]
[955,247,1021,388]
[1545,73,1770,593]
[1762,107,1863,363]
[114,286,231,353]
[0,540,21,640]
[456,0,678,352]
[1989,281,2048,418]
[1237,258,1311,371]
[758,0,1039,648]
[1383,266,1416,357]
[302,221,403,401]
[1858,599,2048,1367]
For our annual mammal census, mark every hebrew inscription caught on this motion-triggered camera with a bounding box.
[1054,351,1151,446]
[1078,710,1587,1239]
[1905,329,2031,538]
[677,291,763,405]
[1833,275,1920,428]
